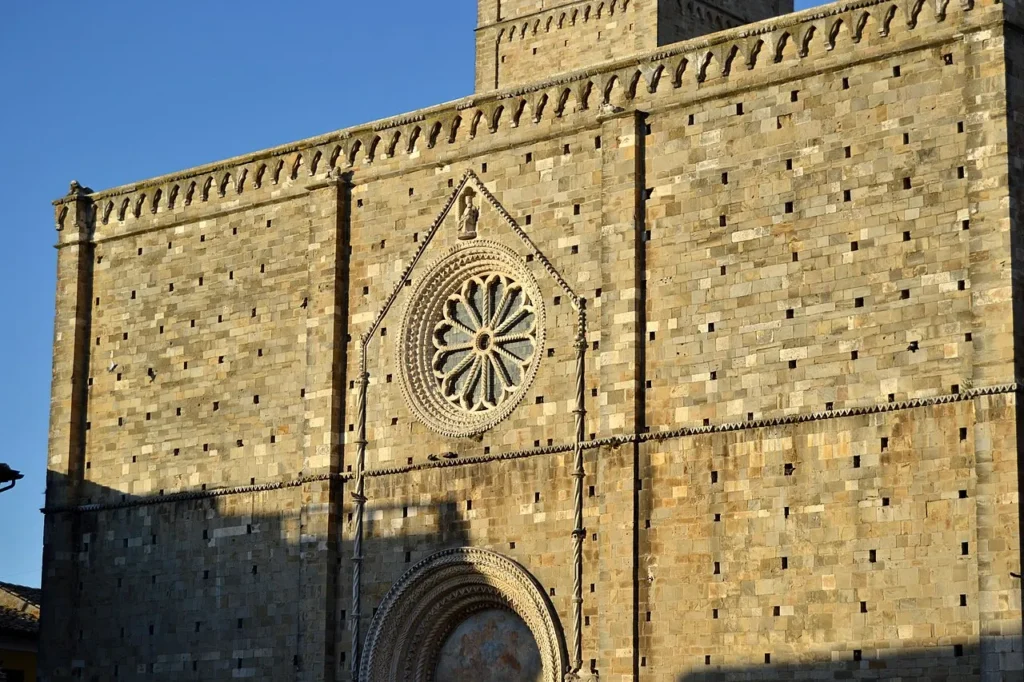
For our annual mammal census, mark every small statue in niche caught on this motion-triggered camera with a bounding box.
[457,189,479,241]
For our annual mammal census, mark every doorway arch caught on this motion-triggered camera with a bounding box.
[359,547,568,682]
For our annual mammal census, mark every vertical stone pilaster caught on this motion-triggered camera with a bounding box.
[46,182,95,506]
[40,181,95,682]
[979,18,1024,677]
[297,170,352,682]
[595,109,646,682]
[476,29,500,92]
[474,0,501,92]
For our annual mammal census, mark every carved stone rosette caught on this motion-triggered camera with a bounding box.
[358,547,568,682]
[398,241,546,438]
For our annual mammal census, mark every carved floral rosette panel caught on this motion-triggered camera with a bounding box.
[398,241,546,438]
[358,547,568,682]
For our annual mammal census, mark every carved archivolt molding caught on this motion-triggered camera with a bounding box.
[398,241,546,438]
[359,547,568,682]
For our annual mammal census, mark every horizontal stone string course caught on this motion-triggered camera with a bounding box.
[54,0,979,237]
[42,381,1016,515]
[40,473,341,514]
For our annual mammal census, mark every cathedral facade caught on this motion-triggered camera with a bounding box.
[41,1,1024,680]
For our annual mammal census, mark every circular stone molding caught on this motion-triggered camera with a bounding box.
[359,547,568,682]
[398,241,546,438]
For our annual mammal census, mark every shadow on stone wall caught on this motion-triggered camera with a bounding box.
[43,472,1022,681]
[39,472,471,681]
[677,635,1023,681]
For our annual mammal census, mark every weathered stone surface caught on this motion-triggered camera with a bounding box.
[474,1,794,91]
[39,1,1023,681]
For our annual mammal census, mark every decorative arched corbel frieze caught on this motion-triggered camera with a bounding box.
[488,103,505,133]
[672,56,688,87]
[406,126,421,154]
[426,121,443,149]
[365,136,382,164]
[554,87,573,117]
[508,100,526,128]
[624,68,643,100]
[469,110,485,138]
[851,10,871,42]
[347,140,362,168]
[712,43,739,77]
[793,23,816,58]
[825,17,844,50]
[385,130,402,158]
[573,79,592,110]
[880,4,899,37]
[601,74,621,105]
[531,92,549,123]
[447,115,462,144]
[695,50,715,82]
[218,172,231,197]
[771,31,791,63]
[904,0,927,28]
[639,63,663,94]
[740,38,763,70]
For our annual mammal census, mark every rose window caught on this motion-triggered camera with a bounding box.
[432,274,538,413]
[398,242,546,438]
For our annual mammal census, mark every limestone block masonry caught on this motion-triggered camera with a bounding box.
[474,1,794,91]
[40,1,1024,681]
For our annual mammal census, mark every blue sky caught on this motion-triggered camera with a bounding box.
[0,0,824,588]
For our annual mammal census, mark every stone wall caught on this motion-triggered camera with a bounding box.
[475,0,793,92]
[59,489,303,679]
[640,396,1020,677]
[41,1,1022,681]
[659,1,794,44]
[476,0,646,92]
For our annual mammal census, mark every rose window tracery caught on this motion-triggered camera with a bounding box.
[433,274,537,414]
[399,242,546,438]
